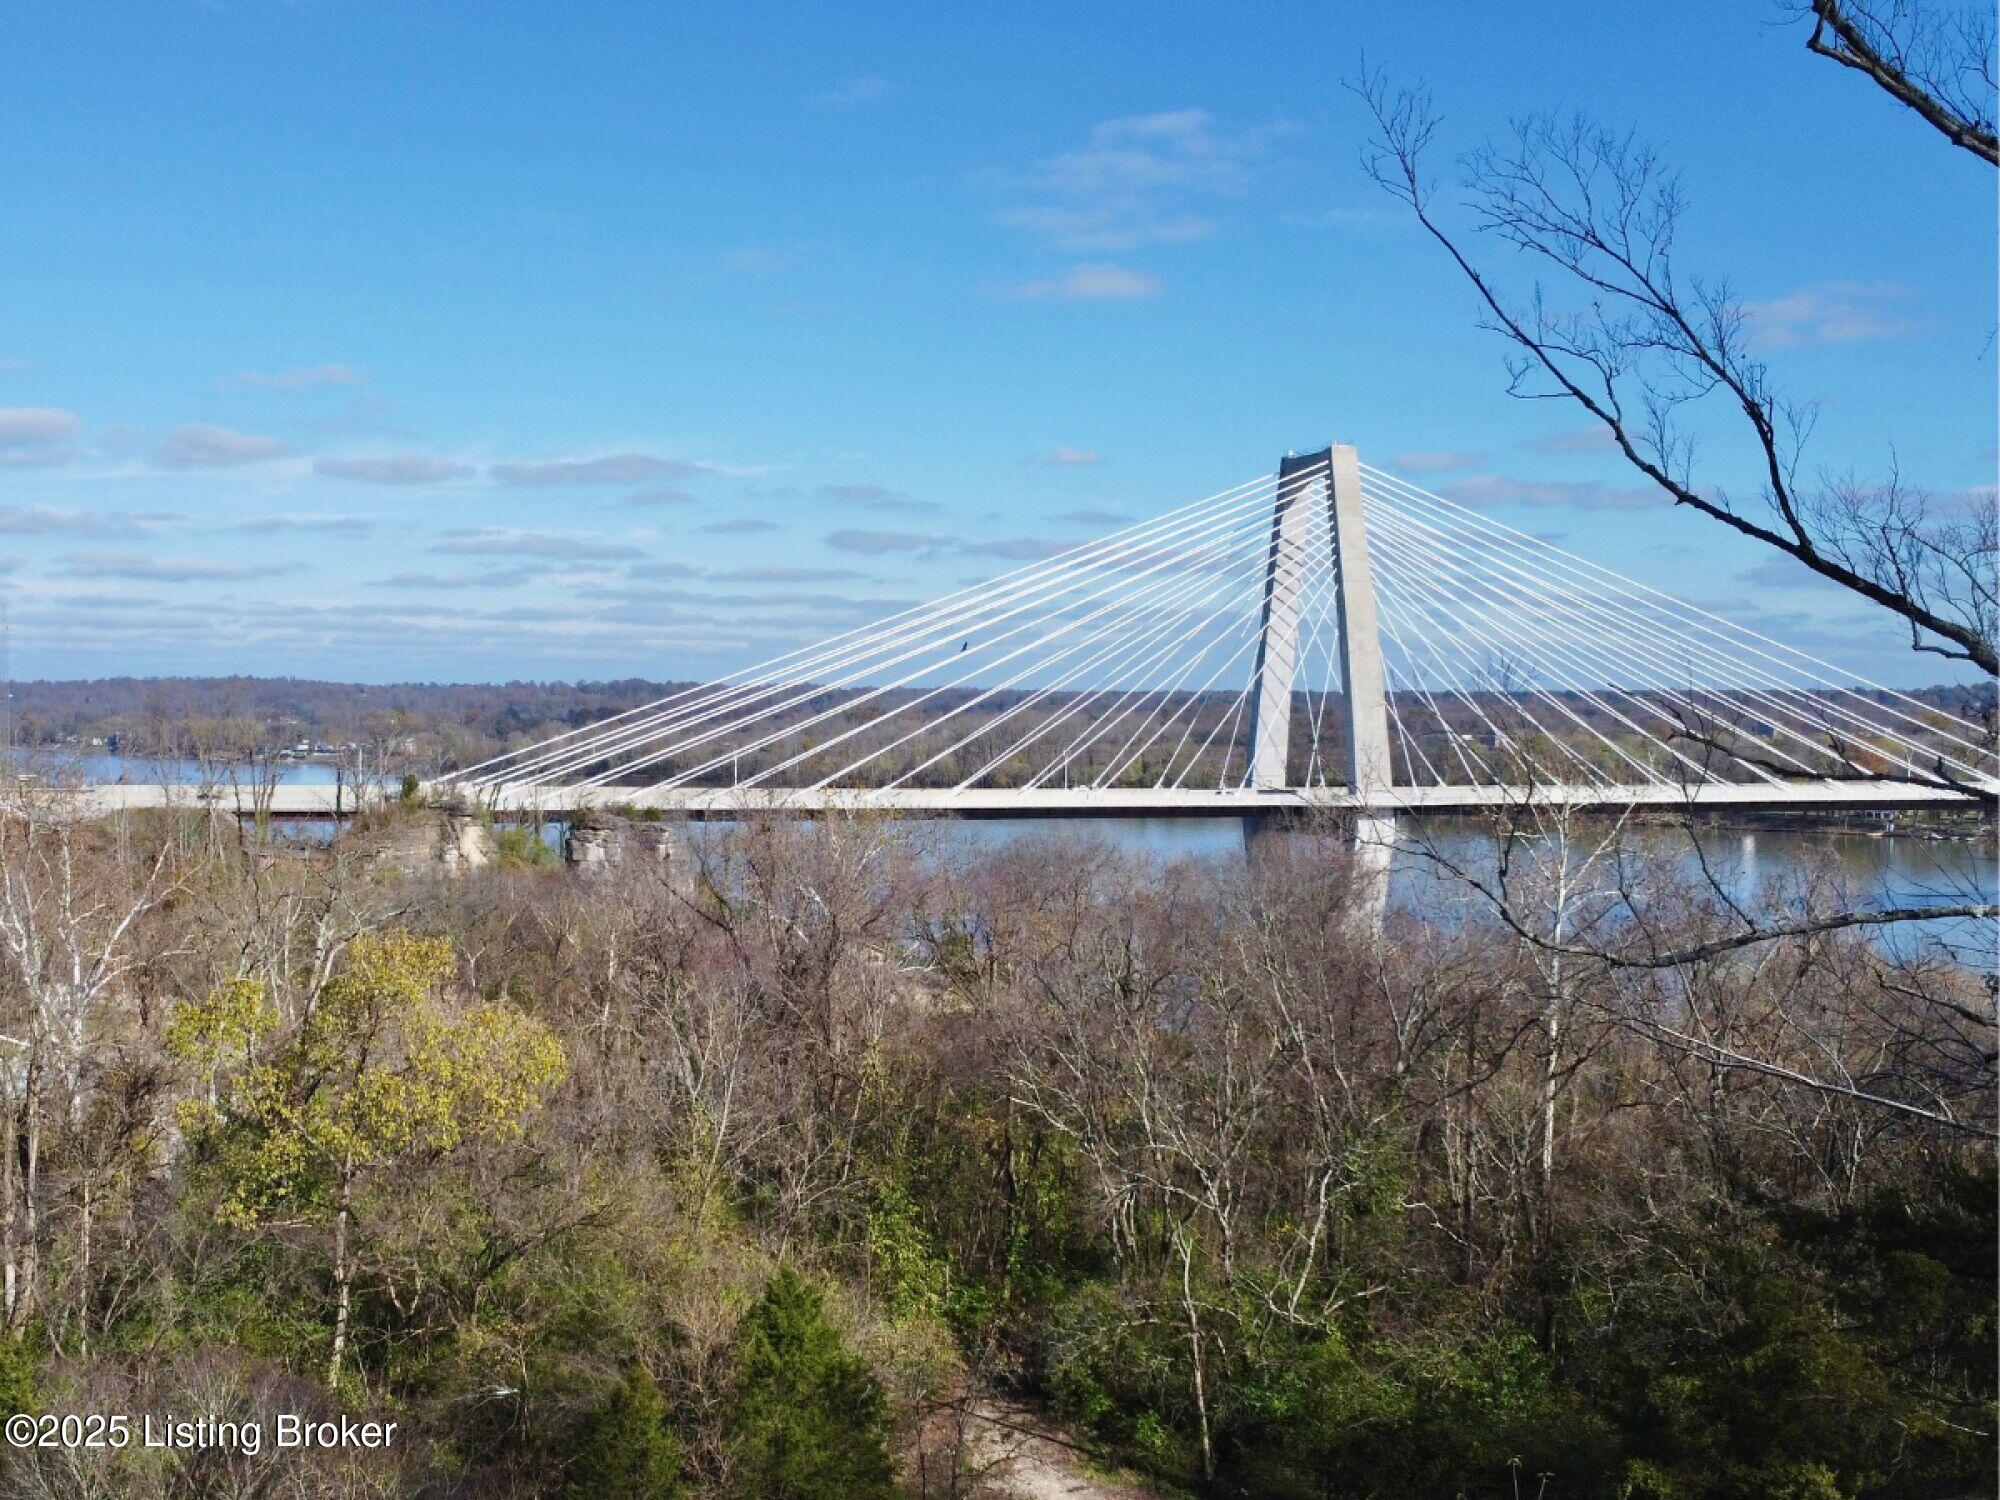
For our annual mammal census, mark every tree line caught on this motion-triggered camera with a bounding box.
[0,790,1986,1497]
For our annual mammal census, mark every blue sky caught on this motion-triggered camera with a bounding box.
[0,1,1991,685]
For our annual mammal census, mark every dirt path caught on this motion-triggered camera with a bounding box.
[954,1400,1162,1500]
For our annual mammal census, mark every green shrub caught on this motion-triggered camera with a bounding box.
[562,1362,686,1499]
[725,1267,893,1500]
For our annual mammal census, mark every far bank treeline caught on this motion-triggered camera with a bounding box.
[11,675,1998,785]
[7,676,704,768]
[0,792,1989,1499]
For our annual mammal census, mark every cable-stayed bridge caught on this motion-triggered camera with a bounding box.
[60,443,1997,823]
[425,444,1995,823]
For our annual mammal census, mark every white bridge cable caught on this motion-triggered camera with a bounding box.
[1361,476,1896,753]
[455,470,1278,783]
[1362,499,1847,785]
[1371,577,1612,790]
[550,477,1287,789]
[1374,551,1742,791]
[1361,475,1989,783]
[1348,526,1527,786]
[1379,644,1447,788]
[1361,465,1997,765]
[454,451,1991,803]
[1367,511,1878,786]
[1286,492,1345,788]
[1094,512,1339,787]
[604,483,1290,791]
[1363,533,1664,788]
[1365,511,1797,787]
[1367,598,1497,785]
[1012,549,1274,791]
[581,476,1285,791]
[761,497,1277,793]
[1095,525,1340,789]
[1361,476,1928,767]
[464,471,1282,787]
[848,512,1282,791]
[939,535,1279,791]
[1143,514,1325,793]
[1150,561,1316,792]
[1371,518,1794,789]
[494,474,1283,787]
[1360,465,1996,767]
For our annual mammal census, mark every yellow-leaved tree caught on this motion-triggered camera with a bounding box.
[168,929,567,1387]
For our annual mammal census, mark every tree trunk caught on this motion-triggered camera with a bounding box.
[14,1060,40,1332]
[1176,1229,1214,1482]
[327,1164,354,1388]
[2,1067,16,1329]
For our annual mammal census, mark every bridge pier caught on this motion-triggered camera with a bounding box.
[565,815,697,897]
[1241,808,1396,930]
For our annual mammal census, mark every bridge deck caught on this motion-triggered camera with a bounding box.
[56,778,1992,819]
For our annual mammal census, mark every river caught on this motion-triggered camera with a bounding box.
[12,750,1994,960]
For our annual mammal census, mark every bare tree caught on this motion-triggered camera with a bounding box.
[1403,799,1996,1136]
[1351,65,1998,680]
[0,787,180,1330]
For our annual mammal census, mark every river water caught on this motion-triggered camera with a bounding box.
[13,751,1994,960]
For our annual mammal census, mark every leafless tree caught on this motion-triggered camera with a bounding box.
[0,788,181,1332]
[1350,59,1997,681]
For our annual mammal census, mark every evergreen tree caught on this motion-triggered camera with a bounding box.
[726,1267,894,1500]
[563,1363,686,1500]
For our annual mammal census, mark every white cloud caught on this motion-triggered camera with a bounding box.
[430,528,644,561]
[228,514,376,535]
[962,536,1068,561]
[314,453,473,485]
[61,551,292,582]
[377,567,552,590]
[722,245,806,275]
[490,453,708,486]
[1522,426,1615,456]
[0,407,81,466]
[997,205,1212,252]
[827,527,939,555]
[714,565,869,583]
[155,423,296,468]
[227,363,363,391]
[816,482,936,513]
[1040,446,1103,466]
[1443,473,1663,511]
[1743,282,1919,348]
[1387,449,1486,474]
[1000,108,1266,252]
[1004,263,1161,301]
[814,76,890,107]
[0,504,181,537]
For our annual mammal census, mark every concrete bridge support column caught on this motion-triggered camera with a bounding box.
[1327,442,1397,919]
[566,816,697,898]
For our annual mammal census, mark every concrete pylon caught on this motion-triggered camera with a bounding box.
[1243,443,1397,912]
[1242,443,1394,802]
[1243,450,1326,790]
[1327,444,1393,805]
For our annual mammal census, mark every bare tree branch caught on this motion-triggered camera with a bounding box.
[1349,68,1999,677]
[1801,0,1999,165]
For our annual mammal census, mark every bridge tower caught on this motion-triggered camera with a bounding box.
[1243,443,1397,872]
